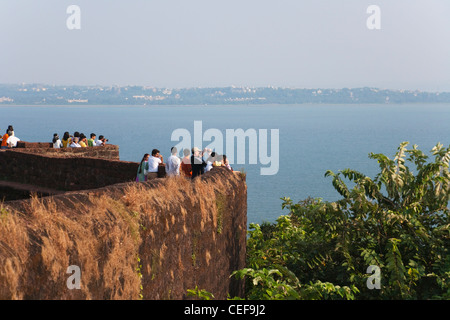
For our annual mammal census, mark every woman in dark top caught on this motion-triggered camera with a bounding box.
[190,147,206,179]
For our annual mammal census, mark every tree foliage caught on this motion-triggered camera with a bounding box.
[234,142,450,300]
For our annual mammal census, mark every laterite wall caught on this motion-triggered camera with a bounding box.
[0,167,247,300]
[0,146,137,192]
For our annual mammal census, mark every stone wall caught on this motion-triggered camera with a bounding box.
[0,167,247,300]
[14,141,120,160]
[0,148,138,192]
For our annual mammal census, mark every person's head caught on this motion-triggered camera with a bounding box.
[152,149,160,157]
[171,146,177,155]
[80,133,86,141]
[63,132,70,140]
[98,135,108,143]
[90,133,96,139]
[192,147,200,156]
[183,148,190,157]
[207,152,217,162]
[74,131,80,138]
[53,133,59,143]
[222,154,228,164]
[73,137,79,143]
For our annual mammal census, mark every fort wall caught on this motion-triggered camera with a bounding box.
[0,143,247,300]
[0,147,137,192]
[14,141,120,160]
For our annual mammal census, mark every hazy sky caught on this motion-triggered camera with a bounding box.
[1,0,449,91]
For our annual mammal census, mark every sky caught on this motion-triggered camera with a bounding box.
[0,0,449,91]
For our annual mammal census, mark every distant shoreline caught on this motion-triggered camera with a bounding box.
[1,84,450,105]
[1,102,450,108]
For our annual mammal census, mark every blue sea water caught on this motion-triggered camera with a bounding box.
[2,104,449,225]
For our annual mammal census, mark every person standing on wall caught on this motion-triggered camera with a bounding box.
[6,130,20,148]
[95,135,108,146]
[191,147,207,179]
[52,133,63,148]
[180,148,192,177]
[1,130,9,149]
[62,132,70,148]
[147,149,163,179]
[136,153,150,182]
[69,136,81,148]
[166,146,181,176]
[88,133,96,147]
[79,133,88,147]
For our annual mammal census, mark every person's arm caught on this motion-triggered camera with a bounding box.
[177,158,181,175]
[165,159,171,173]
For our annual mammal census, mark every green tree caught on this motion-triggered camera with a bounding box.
[235,142,450,299]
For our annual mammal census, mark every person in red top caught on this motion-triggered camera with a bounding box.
[180,148,192,177]
[1,130,9,149]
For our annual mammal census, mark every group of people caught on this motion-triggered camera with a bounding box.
[52,131,108,148]
[0,126,109,150]
[136,147,232,182]
[0,125,20,149]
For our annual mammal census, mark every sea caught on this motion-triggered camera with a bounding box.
[2,103,449,225]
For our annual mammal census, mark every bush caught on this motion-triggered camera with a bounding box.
[234,142,450,300]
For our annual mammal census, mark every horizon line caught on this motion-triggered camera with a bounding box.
[1,83,449,93]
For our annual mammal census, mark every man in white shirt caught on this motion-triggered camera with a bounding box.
[95,135,107,146]
[148,149,163,173]
[165,147,181,176]
[6,131,20,148]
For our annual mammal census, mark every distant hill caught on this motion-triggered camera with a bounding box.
[1,84,449,105]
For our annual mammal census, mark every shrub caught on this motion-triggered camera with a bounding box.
[235,142,450,300]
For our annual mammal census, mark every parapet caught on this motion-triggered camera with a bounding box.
[0,142,135,200]
[14,141,120,160]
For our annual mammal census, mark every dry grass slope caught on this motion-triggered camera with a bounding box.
[0,167,247,300]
